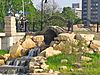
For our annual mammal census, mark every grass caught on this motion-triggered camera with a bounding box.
[46,29,100,75]
[0,50,9,55]
[47,53,100,75]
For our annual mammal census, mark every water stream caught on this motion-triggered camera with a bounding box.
[0,47,41,74]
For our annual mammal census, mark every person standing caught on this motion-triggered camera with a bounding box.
[67,20,73,32]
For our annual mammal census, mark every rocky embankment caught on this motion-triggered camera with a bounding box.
[0,32,100,74]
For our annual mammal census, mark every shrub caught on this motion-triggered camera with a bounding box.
[0,50,9,55]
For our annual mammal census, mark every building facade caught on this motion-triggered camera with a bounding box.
[72,3,82,19]
[82,0,100,26]
[72,3,80,8]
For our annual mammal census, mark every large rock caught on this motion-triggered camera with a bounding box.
[3,54,11,60]
[58,33,75,41]
[25,35,33,39]
[22,38,36,49]
[40,63,49,70]
[73,63,81,68]
[92,40,100,47]
[0,59,5,65]
[9,44,26,58]
[80,34,94,41]
[81,56,92,61]
[33,35,44,46]
[93,47,100,54]
[59,66,67,70]
[85,49,94,54]
[34,69,44,73]
[74,34,83,40]
[89,41,100,53]
[33,35,44,42]
[53,42,64,51]
[39,47,62,58]
[61,59,68,64]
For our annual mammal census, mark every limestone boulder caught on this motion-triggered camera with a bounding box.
[39,47,62,58]
[80,34,94,41]
[92,40,100,47]
[41,63,49,70]
[34,69,44,73]
[49,69,54,73]
[84,48,94,54]
[81,56,92,61]
[89,41,100,53]
[94,47,100,54]
[53,42,64,51]
[58,33,75,41]
[74,34,83,40]
[22,38,36,49]
[73,63,81,68]
[61,59,68,64]
[59,66,67,70]
[3,54,11,60]
[85,49,94,54]
[9,44,27,58]
[25,35,33,39]
[0,59,5,65]
[33,35,44,42]
[54,71,61,75]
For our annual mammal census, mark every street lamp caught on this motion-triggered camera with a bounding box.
[41,0,48,31]
[22,0,24,17]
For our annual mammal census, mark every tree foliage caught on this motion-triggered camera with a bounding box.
[0,0,38,24]
[0,0,7,22]
[61,7,81,24]
[62,7,76,19]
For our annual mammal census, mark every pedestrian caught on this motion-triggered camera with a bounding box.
[67,20,73,32]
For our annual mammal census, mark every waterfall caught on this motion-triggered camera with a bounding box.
[28,47,41,57]
[13,59,21,66]
[6,59,15,65]
[0,47,41,74]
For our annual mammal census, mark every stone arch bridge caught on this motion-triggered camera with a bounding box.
[41,26,67,45]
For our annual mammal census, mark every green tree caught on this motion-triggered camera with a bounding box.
[0,0,7,23]
[61,7,79,24]
[0,0,38,27]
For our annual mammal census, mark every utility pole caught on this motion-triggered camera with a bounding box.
[41,0,48,31]
[41,0,44,31]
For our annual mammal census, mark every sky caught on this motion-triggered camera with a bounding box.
[32,0,82,9]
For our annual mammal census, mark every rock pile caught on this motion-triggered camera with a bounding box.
[1,31,100,74]
[4,34,45,59]
[29,56,48,73]
[50,33,88,54]
[50,33,98,55]
[29,56,62,75]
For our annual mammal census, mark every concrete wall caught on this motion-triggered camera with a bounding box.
[0,33,25,50]
[0,16,26,50]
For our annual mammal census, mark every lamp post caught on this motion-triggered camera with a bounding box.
[22,0,24,17]
[41,0,47,31]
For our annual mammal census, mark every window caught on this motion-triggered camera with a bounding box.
[96,3,98,6]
